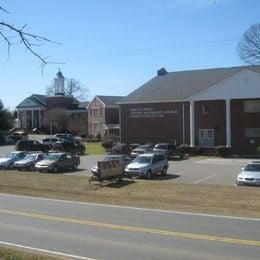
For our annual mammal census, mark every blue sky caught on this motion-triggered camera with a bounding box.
[0,0,259,111]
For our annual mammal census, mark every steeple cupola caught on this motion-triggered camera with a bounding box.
[54,69,65,95]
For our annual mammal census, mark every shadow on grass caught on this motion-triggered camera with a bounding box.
[90,178,136,189]
[147,174,181,181]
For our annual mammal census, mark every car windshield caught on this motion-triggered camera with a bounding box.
[155,144,167,149]
[134,156,152,164]
[111,145,124,151]
[24,154,37,160]
[136,145,149,149]
[4,152,17,159]
[104,156,121,161]
[44,154,60,161]
[244,164,260,172]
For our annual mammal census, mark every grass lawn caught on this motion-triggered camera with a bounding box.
[85,142,106,155]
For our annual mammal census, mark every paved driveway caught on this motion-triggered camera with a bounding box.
[71,155,252,186]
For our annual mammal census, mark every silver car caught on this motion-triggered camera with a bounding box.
[236,161,260,186]
[14,152,47,171]
[125,153,168,179]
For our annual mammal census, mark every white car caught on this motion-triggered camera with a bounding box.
[236,161,260,186]
[125,153,168,179]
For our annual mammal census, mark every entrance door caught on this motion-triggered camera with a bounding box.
[199,129,214,146]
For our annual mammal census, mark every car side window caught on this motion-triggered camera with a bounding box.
[152,155,159,163]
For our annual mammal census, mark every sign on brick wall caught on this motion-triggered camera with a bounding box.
[130,107,178,118]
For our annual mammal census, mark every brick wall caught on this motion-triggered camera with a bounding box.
[195,100,226,146]
[231,99,260,155]
[120,102,190,145]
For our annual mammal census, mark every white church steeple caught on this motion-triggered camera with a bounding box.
[54,69,65,95]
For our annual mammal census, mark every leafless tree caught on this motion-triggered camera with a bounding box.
[65,78,89,101]
[46,78,89,101]
[237,23,260,65]
[0,5,59,69]
[45,108,70,134]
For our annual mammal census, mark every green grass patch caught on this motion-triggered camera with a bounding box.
[0,246,60,259]
[84,142,106,155]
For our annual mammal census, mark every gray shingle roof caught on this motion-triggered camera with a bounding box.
[16,94,46,108]
[119,65,260,104]
[96,95,124,106]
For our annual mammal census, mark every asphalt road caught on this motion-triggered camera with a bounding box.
[0,193,259,260]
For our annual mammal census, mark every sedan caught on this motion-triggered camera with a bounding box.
[35,152,80,173]
[13,152,47,171]
[130,144,153,158]
[236,161,260,186]
[0,151,27,169]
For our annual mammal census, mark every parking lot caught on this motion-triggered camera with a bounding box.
[0,140,254,186]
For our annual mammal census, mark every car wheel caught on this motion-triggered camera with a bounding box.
[29,165,35,171]
[161,166,167,176]
[53,165,59,173]
[72,163,78,170]
[179,153,184,159]
[146,170,152,179]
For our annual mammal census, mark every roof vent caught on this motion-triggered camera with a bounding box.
[157,67,168,76]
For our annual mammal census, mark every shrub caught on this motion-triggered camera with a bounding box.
[129,143,140,150]
[178,143,191,154]
[101,139,114,150]
[215,145,230,157]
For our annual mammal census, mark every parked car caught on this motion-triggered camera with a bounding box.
[13,152,47,171]
[0,151,27,169]
[41,137,63,148]
[131,144,153,158]
[153,143,184,159]
[125,153,168,179]
[8,131,28,142]
[35,152,80,173]
[108,143,131,156]
[15,140,49,152]
[236,161,260,186]
[54,133,75,141]
[91,154,132,176]
[52,140,85,155]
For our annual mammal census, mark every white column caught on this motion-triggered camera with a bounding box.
[39,110,41,128]
[24,111,27,129]
[190,101,195,146]
[31,110,34,129]
[182,103,185,144]
[226,99,231,147]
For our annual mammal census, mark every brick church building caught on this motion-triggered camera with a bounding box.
[119,65,260,155]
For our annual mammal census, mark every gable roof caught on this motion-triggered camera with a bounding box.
[118,65,260,104]
[16,94,46,108]
[95,95,124,106]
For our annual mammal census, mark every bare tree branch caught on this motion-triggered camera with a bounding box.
[0,6,62,71]
[237,23,260,65]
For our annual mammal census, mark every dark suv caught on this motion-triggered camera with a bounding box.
[15,140,49,152]
[52,140,85,155]
[153,143,184,159]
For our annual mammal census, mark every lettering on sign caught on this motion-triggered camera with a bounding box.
[130,107,178,118]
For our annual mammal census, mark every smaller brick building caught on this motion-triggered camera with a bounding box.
[119,65,260,155]
[88,95,124,137]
